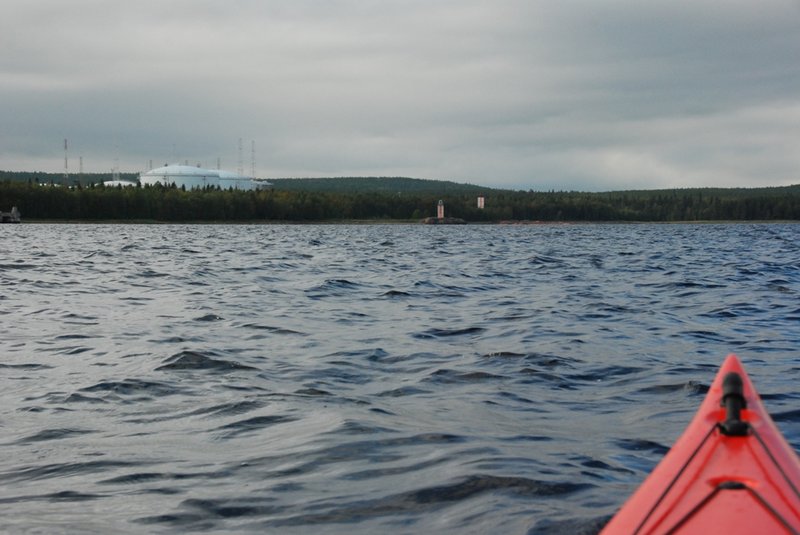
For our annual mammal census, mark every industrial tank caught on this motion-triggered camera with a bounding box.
[139,165,221,189]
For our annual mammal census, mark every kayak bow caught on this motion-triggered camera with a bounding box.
[601,354,800,534]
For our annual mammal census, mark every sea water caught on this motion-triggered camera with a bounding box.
[1,223,798,534]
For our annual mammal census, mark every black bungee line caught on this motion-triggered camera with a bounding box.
[719,371,800,502]
[659,479,800,535]
[631,371,800,534]
[632,423,799,535]
[631,424,717,535]
[751,426,800,502]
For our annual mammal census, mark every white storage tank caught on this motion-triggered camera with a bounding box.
[139,165,221,189]
[139,164,270,191]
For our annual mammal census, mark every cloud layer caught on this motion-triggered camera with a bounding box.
[2,0,799,190]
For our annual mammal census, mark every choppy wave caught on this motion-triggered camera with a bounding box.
[0,222,798,533]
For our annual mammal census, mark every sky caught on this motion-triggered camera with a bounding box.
[1,0,799,191]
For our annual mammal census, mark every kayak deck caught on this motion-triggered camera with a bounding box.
[601,354,800,534]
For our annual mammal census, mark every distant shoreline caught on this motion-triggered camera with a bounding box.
[3,176,798,221]
[14,219,800,225]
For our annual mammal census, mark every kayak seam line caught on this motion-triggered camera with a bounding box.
[632,424,717,535]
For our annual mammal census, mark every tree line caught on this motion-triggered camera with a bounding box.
[1,177,799,222]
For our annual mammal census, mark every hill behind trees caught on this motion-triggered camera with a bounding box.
[1,170,799,221]
[268,176,493,194]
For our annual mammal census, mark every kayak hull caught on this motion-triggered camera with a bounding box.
[601,354,800,534]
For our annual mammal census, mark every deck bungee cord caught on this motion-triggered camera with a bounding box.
[602,355,800,535]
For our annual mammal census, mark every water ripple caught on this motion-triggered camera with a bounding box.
[1,222,798,533]
[156,350,259,372]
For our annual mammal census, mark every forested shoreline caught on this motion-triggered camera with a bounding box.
[1,173,799,222]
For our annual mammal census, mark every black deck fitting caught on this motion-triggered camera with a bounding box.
[719,372,750,436]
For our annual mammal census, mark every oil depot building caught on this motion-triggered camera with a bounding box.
[139,165,271,191]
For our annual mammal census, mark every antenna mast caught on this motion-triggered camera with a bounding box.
[237,138,244,176]
[112,142,120,181]
[251,140,256,178]
[63,139,69,182]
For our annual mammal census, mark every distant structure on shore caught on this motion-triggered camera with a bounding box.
[1,206,21,223]
[138,164,272,191]
[421,199,465,224]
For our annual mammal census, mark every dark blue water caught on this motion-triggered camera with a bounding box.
[1,223,798,533]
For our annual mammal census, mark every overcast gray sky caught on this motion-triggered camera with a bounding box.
[1,0,799,191]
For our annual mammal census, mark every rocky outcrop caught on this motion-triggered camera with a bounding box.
[420,216,466,225]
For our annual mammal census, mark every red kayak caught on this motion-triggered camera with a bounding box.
[601,354,800,534]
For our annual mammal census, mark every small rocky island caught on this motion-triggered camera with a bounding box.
[421,216,466,224]
[1,206,20,223]
[420,199,466,224]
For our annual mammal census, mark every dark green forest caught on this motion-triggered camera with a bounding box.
[1,171,799,222]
